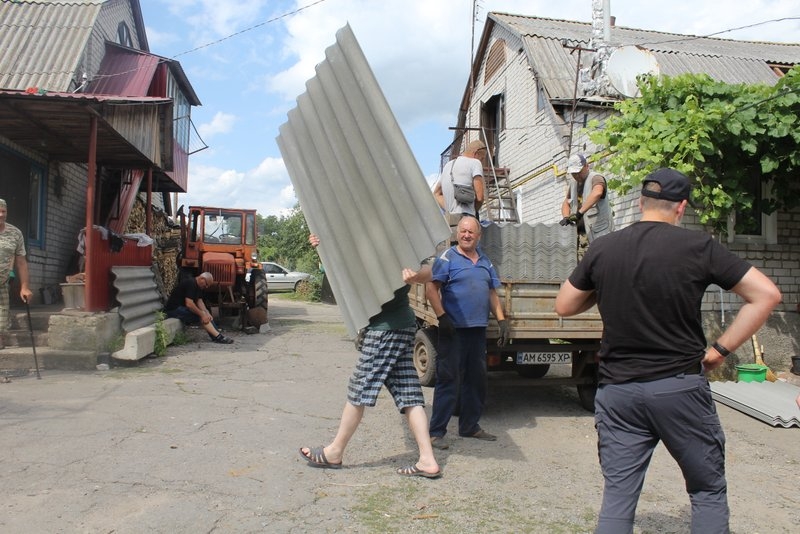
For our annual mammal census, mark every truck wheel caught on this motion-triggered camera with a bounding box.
[577,384,597,412]
[575,351,599,412]
[517,364,550,379]
[413,328,437,387]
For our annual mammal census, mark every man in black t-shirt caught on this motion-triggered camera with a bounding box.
[165,272,233,344]
[556,168,781,534]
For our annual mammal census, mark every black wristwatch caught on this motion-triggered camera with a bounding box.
[712,341,730,357]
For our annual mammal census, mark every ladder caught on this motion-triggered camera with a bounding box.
[478,127,518,223]
[482,166,518,223]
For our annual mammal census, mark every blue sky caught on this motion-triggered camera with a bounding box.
[139,0,800,218]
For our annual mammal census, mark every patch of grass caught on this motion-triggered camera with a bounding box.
[294,276,321,301]
[171,329,190,346]
[351,482,595,533]
[108,333,126,353]
[153,311,169,357]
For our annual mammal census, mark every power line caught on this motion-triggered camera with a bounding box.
[632,16,800,48]
[170,0,329,59]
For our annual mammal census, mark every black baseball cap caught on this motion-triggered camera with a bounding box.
[641,168,691,202]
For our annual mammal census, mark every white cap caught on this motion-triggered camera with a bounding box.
[567,153,587,173]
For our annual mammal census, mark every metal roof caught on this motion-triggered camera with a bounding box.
[0,0,104,91]
[276,24,451,338]
[711,379,800,428]
[84,42,201,106]
[87,44,161,97]
[490,13,800,100]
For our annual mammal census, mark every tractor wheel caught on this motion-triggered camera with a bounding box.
[250,270,268,310]
[413,328,437,387]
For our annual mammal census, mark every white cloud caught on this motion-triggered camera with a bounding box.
[197,111,237,139]
[144,26,179,49]
[179,157,296,218]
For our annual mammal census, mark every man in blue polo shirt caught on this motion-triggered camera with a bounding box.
[426,215,509,449]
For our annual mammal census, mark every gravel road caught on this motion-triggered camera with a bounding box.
[0,298,797,533]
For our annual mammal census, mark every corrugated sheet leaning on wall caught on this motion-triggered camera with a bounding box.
[276,24,450,338]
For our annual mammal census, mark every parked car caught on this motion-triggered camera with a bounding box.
[261,262,312,291]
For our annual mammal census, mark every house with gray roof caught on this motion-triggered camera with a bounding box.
[451,11,799,369]
[0,0,201,312]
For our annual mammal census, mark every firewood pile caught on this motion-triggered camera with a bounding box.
[125,199,182,301]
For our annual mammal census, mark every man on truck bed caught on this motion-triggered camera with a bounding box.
[560,153,613,255]
[426,215,509,449]
[433,140,486,218]
[555,168,781,534]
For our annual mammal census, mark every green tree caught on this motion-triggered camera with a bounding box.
[256,205,318,272]
[588,66,800,234]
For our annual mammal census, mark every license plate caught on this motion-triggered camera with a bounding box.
[516,352,572,364]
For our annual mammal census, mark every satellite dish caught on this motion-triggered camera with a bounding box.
[606,45,660,98]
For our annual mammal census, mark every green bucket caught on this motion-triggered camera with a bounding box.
[736,363,768,383]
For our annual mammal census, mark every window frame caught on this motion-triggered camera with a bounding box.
[726,182,777,245]
[27,164,46,247]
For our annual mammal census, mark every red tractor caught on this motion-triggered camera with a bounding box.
[177,206,268,328]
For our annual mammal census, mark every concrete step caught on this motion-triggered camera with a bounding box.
[3,330,48,348]
[8,304,63,331]
[0,347,99,373]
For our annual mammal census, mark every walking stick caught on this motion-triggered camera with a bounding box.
[24,300,41,379]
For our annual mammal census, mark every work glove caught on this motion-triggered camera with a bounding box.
[497,319,510,347]
[437,313,456,337]
[559,212,583,226]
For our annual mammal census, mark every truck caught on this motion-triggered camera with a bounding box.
[409,221,603,411]
[177,206,269,329]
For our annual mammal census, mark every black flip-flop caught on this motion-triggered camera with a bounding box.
[397,464,442,479]
[299,446,342,469]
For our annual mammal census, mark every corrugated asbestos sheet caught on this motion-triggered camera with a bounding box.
[492,13,800,100]
[276,24,451,338]
[0,0,103,91]
[711,380,800,428]
[111,266,163,333]
[481,222,577,282]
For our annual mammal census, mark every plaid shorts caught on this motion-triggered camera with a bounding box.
[347,327,425,412]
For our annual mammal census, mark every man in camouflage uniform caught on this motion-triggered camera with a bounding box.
[0,199,33,349]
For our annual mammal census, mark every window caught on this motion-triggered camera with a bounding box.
[167,72,191,151]
[246,213,255,245]
[480,93,505,162]
[117,22,133,47]
[27,166,45,246]
[727,178,777,244]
